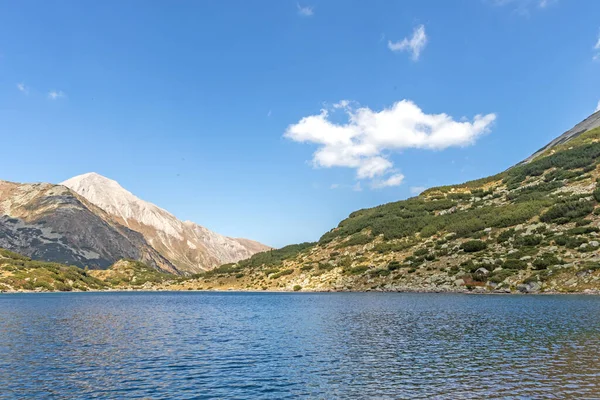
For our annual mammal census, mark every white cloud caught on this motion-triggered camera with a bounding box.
[285,99,496,189]
[372,174,405,189]
[491,0,557,15]
[297,3,313,17]
[267,110,272,117]
[16,83,29,95]
[388,25,427,61]
[595,101,600,112]
[410,186,426,195]
[594,34,600,60]
[48,90,65,100]
[330,182,363,191]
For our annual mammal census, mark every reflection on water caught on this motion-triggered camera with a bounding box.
[1,292,600,399]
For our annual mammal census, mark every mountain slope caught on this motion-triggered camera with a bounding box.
[521,110,600,164]
[0,181,177,273]
[62,173,270,273]
[188,114,600,293]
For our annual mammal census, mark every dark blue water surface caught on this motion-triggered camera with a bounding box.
[1,292,600,399]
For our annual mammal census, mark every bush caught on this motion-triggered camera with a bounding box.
[293,285,302,291]
[514,234,543,247]
[540,199,595,223]
[387,261,401,271]
[271,269,294,279]
[532,253,562,270]
[413,248,429,257]
[460,240,487,253]
[497,229,515,243]
[488,269,516,283]
[594,186,600,202]
[337,234,372,248]
[344,265,370,275]
[503,259,527,270]
[554,235,587,248]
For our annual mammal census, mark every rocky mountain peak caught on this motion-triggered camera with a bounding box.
[61,172,270,272]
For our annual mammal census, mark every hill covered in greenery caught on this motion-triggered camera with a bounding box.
[185,126,600,293]
[0,250,179,292]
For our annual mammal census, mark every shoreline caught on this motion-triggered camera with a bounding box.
[2,287,599,295]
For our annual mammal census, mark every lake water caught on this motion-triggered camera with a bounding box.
[1,292,600,399]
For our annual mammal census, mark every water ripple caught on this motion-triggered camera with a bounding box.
[1,292,600,399]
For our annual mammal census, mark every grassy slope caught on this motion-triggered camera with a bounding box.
[0,248,107,292]
[0,250,178,292]
[182,127,600,293]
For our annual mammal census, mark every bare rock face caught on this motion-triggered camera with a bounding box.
[62,173,270,273]
[0,180,177,273]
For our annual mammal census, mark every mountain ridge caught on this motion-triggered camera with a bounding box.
[61,172,270,273]
[0,179,178,273]
[520,110,600,165]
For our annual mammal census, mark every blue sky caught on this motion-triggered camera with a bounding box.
[1,0,599,248]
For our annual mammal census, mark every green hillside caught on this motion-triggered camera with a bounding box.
[187,127,600,293]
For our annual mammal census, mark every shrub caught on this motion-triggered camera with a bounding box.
[540,199,595,223]
[503,259,527,270]
[264,268,280,276]
[514,234,543,247]
[344,265,370,275]
[293,285,302,292]
[337,234,372,248]
[554,235,587,249]
[594,186,600,202]
[460,240,487,253]
[532,254,562,270]
[413,248,429,257]
[568,226,599,235]
[497,229,515,243]
[488,269,516,283]
[387,261,401,271]
[271,269,294,279]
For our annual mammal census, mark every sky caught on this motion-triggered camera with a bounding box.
[1,0,599,248]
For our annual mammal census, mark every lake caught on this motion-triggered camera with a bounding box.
[1,292,600,399]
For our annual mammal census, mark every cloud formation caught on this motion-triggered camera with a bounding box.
[48,90,65,100]
[491,0,557,15]
[594,34,600,60]
[285,100,496,188]
[595,101,600,113]
[16,83,28,95]
[372,174,405,189]
[388,25,427,61]
[297,3,313,17]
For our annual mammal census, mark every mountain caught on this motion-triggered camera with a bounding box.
[521,110,600,164]
[62,173,270,273]
[185,112,600,294]
[0,180,177,273]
